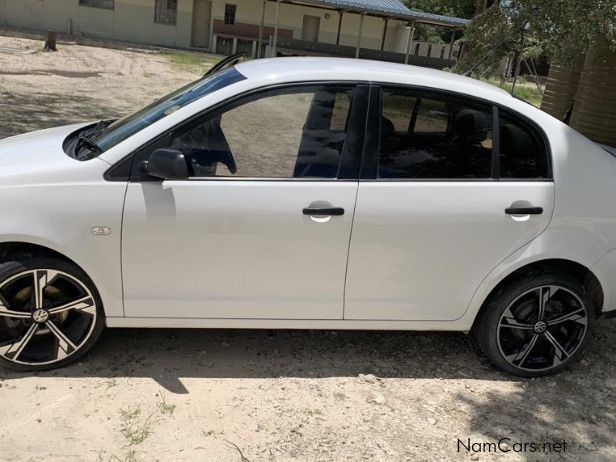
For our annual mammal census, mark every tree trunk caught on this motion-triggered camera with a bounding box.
[569,39,616,146]
[43,31,57,52]
[540,56,584,122]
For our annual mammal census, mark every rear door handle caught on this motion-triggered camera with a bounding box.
[505,207,543,215]
[303,207,345,216]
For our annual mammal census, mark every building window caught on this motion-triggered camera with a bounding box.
[224,4,236,25]
[155,0,177,25]
[79,0,114,9]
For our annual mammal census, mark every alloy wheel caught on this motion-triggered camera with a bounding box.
[496,285,588,372]
[0,269,98,366]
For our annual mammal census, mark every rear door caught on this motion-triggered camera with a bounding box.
[345,85,554,321]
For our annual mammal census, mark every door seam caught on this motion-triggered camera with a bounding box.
[342,182,360,320]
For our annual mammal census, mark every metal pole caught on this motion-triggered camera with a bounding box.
[272,0,280,57]
[336,10,343,46]
[404,20,416,64]
[257,0,266,59]
[380,18,388,51]
[355,13,364,59]
[447,29,456,60]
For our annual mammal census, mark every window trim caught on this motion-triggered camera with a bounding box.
[105,81,369,182]
[154,0,178,25]
[361,83,553,183]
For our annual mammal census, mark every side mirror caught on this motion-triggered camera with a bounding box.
[144,148,190,180]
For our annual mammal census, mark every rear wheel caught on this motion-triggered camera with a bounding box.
[474,272,594,377]
[0,256,104,372]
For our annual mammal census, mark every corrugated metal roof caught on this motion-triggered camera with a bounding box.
[403,9,470,27]
[292,0,470,27]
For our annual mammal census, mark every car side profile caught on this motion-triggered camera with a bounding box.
[0,57,615,377]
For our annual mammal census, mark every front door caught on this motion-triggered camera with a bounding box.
[122,84,367,319]
[302,15,320,42]
[345,85,555,321]
[191,0,212,48]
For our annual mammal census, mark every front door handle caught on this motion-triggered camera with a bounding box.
[303,207,345,216]
[505,207,543,215]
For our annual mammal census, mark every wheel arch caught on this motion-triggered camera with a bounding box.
[0,240,106,310]
[471,258,604,332]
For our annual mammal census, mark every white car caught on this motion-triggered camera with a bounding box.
[0,57,615,377]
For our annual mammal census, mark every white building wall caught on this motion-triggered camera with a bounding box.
[0,0,194,48]
[210,0,410,52]
[0,0,457,58]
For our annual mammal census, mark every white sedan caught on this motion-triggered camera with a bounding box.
[0,57,615,377]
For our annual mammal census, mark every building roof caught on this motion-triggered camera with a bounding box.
[290,0,470,28]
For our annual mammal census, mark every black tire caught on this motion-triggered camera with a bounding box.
[0,256,104,372]
[474,271,595,377]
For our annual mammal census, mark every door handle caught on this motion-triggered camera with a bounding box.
[303,207,345,216]
[505,207,543,215]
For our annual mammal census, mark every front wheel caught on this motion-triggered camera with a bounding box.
[474,272,594,377]
[0,256,104,372]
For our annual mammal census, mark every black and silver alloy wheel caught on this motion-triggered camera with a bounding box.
[0,257,104,371]
[497,285,588,372]
[475,272,595,377]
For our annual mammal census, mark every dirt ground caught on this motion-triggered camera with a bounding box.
[1,35,616,462]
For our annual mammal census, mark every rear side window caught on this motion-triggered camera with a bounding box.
[499,110,549,179]
[378,87,493,179]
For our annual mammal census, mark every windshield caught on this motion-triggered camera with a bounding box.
[76,67,245,159]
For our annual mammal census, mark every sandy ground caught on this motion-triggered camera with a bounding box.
[0,34,200,139]
[1,35,616,462]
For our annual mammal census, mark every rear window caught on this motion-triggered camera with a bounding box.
[378,87,493,179]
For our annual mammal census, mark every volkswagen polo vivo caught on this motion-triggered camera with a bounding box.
[1,57,615,377]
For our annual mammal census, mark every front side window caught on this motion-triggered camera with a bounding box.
[157,85,355,179]
[79,0,114,9]
[155,0,177,25]
[378,87,493,179]
[224,4,236,25]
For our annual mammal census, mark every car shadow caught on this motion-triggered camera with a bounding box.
[2,319,615,394]
[4,327,492,393]
[455,317,616,456]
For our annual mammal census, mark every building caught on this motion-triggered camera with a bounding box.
[0,0,468,68]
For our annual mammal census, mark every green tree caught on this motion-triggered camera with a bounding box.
[456,0,616,145]
[457,1,616,75]
[405,0,476,42]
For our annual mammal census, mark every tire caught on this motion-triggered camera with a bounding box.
[0,256,104,372]
[474,271,595,377]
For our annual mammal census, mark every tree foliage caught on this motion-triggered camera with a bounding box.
[407,0,476,19]
[405,0,476,42]
[455,0,616,75]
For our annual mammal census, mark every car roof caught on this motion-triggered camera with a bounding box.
[235,57,513,105]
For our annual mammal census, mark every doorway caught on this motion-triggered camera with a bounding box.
[302,15,320,42]
[191,0,212,48]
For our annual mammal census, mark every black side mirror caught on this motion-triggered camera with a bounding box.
[144,148,190,180]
